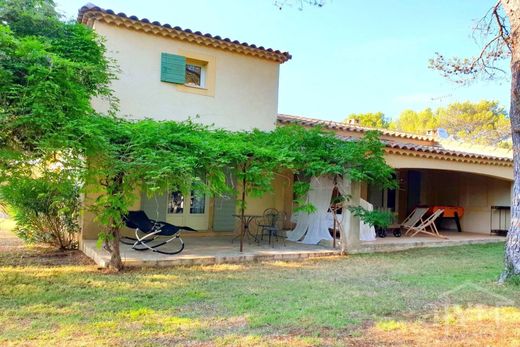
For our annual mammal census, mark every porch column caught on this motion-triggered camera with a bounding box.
[339,180,361,254]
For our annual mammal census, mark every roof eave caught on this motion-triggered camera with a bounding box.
[77,4,292,64]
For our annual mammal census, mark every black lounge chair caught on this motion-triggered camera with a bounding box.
[121,210,196,255]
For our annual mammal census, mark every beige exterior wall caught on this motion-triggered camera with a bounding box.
[91,21,280,131]
[242,172,293,214]
[418,170,511,234]
[81,188,142,240]
[81,173,293,240]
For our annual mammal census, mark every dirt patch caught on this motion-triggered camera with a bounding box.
[348,305,520,346]
[0,246,94,267]
[0,226,94,267]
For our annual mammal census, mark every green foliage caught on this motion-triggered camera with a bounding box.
[388,108,439,134]
[0,170,81,249]
[345,112,389,128]
[388,101,511,148]
[436,100,510,147]
[0,0,61,38]
[343,101,511,149]
[0,1,114,252]
[349,206,394,229]
[265,125,395,212]
[0,0,395,267]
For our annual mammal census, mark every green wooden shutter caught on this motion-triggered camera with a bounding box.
[213,169,237,232]
[160,53,186,84]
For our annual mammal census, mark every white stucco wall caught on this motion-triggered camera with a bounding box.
[91,21,280,131]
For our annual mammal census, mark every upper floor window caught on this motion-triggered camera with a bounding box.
[160,52,214,96]
[185,61,206,88]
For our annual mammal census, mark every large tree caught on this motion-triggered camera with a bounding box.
[430,1,520,282]
[389,101,511,148]
[344,112,389,128]
[436,100,510,147]
[389,108,439,135]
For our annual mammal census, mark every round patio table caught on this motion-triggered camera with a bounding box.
[232,214,261,243]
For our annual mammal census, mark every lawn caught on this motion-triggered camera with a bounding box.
[0,227,519,346]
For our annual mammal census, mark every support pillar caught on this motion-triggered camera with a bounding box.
[339,180,361,254]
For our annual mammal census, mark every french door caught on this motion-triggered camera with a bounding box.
[166,190,209,230]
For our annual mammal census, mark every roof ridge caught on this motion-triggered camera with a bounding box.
[277,113,435,141]
[77,4,292,63]
[280,114,512,163]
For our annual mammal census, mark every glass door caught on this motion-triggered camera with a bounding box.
[166,190,209,230]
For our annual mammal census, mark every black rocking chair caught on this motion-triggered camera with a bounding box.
[121,210,196,255]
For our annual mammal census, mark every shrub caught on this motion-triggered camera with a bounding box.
[0,171,81,250]
[349,206,394,229]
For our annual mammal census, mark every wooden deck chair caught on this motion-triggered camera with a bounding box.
[406,209,447,239]
[401,207,429,234]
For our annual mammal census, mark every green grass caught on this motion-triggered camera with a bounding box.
[0,239,519,346]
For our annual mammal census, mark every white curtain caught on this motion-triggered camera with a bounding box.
[287,176,334,244]
[359,198,376,241]
[288,176,376,245]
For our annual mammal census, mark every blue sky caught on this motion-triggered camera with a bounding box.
[57,0,510,122]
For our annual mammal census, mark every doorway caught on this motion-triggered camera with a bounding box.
[166,190,209,230]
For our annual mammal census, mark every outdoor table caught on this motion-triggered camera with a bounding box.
[427,206,464,233]
[232,214,261,243]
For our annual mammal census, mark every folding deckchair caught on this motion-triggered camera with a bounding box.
[401,207,429,234]
[121,210,196,255]
[406,209,447,239]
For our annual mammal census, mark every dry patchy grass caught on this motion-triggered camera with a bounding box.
[0,227,518,346]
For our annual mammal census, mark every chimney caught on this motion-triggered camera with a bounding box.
[347,118,360,125]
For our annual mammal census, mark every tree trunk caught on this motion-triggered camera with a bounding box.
[500,0,520,282]
[106,172,124,271]
[500,60,520,282]
[108,224,123,270]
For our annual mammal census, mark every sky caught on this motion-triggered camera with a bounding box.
[56,0,511,122]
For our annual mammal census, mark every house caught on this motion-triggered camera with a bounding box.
[278,114,513,247]
[77,4,294,241]
[78,4,512,263]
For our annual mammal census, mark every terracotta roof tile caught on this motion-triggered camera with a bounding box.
[77,3,292,63]
[277,114,434,141]
[277,114,513,164]
[383,140,512,162]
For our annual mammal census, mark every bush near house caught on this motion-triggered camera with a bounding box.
[0,171,81,250]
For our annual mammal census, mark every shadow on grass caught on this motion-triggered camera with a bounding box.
[1,241,519,345]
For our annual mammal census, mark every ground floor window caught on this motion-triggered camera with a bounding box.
[168,191,206,215]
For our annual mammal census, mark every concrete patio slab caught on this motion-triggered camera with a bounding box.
[81,231,506,267]
[81,234,340,268]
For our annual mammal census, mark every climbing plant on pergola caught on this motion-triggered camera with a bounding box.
[0,0,395,270]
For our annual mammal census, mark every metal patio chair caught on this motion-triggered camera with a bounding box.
[256,208,286,246]
[121,210,196,254]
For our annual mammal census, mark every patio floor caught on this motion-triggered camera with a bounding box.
[81,231,506,268]
[81,234,340,268]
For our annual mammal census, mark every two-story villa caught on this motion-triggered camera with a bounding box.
[78,4,294,241]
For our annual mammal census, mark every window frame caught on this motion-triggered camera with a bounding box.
[175,50,216,97]
[184,60,207,89]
